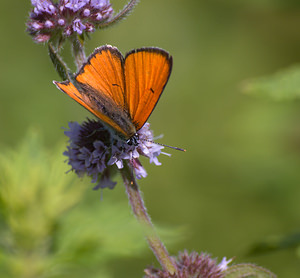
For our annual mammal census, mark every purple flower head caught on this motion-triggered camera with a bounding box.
[31,0,56,16]
[33,33,52,43]
[57,18,65,26]
[64,0,89,12]
[64,119,168,190]
[82,8,91,17]
[27,0,113,43]
[90,0,110,9]
[144,251,231,278]
[72,18,86,34]
[44,20,54,28]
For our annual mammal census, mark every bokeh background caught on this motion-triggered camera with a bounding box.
[1,0,300,277]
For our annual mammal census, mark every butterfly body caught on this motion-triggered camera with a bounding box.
[54,45,172,142]
[72,80,137,139]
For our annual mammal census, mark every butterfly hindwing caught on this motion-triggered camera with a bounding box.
[76,45,126,108]
[54,80,131,136]
[124,48,173,131]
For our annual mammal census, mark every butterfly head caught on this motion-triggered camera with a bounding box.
[126,133,139,146]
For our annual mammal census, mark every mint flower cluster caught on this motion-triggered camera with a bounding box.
[64,119,168,189]
[144,251,231,278]
[27,0,113,42]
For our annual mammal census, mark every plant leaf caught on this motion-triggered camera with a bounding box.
[223,264,277,278]
[247,232,300,256]
[242,65,300,101]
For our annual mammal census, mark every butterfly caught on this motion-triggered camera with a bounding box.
[54,45,173,146]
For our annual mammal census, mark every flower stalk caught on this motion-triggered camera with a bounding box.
[121,162,178,275]
[71,36,87,70]
[48,43,71,80]
[99,0,139,28]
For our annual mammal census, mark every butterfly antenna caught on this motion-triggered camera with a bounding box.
[130,151,134,185]
[100,189,104,201]
[142,139,186,152]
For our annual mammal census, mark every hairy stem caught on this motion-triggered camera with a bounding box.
[99,0,139,28]
[71,36,87,71]
[48,43,71,81]
[121,164,177,275]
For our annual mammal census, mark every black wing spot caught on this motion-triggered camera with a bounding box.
[150,87,154,93]
[112,83,120,87]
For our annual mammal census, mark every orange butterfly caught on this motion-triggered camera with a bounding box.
[54,45,172,146]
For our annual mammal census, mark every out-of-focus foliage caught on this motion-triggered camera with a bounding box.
[248,232,300,256]
[242,66,300,100]
[0,131,181,278]
[224,264,276,278]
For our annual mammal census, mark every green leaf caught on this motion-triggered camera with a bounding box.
[242,65,300,101]
[223,264,277,278]
[247,232,300,256]
[0,130,182,278]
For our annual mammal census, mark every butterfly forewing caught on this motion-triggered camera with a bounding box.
[54,80,130,136]
[76,45,126,108]
[54,46,137,138]
[124,48,172,131]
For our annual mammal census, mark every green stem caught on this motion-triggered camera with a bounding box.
[48,43,71,81]
[98,0,139,29]
[71,36,87,71]
[121,164,177,275]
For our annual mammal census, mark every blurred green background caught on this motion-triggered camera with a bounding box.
[1,0,300,277]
